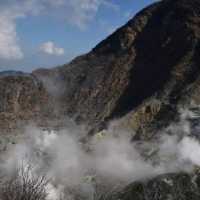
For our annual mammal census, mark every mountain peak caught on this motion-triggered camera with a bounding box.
[1,0,200,136]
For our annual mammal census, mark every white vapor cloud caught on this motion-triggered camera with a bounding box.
[2,106,200,199]
[0,0,118,61]
[39,41,65,56]
[178,137,200,166]
[0,126,160,200]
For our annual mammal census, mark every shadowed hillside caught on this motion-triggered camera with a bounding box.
[1,1,200,199]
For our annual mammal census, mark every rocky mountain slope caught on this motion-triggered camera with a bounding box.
[1,0,200,199]
[33,0,200,136]
[114,172,200,200]
[0,0,200,137]
[0,71,52,133]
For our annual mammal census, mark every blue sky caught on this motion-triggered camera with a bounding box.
[0,0,157,72]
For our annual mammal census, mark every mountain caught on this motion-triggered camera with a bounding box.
[0,73,51,133]
[114,172,200,200]
[0,71,28,77]
[33,0,200,137]
[1,0,200,199]
[1,0,200,136]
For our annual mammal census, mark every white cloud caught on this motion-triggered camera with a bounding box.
[0,11,24,60]
[39,41,65,56]
[124,11,132,19]
[99,20,117,35]
[0,0,118,61]
[48,0,119,30]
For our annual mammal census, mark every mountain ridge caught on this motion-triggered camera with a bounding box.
[1,0,200,199]
[0,0,200,136]
[32,0,200,137]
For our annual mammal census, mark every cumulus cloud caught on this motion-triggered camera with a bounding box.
[39,41,65,56]
[0,11,24,60]
[98,19,118,34]
[0,0,118,61]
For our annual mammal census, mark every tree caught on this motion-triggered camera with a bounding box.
[0,164,48,200]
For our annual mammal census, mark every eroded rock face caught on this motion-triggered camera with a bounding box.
[1,1,200,198]
[0,0,199,139]
[115,172,200,200]
[33,0,200,136]
[0,72,51,133]
[1,1,200,136]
